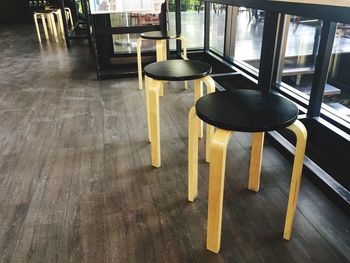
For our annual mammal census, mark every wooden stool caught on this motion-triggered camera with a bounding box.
[137,31,188,91]
[188,90,307,253]
[144,59,215,168]
[33,11,51,43]
[45,7,65,41]
[65,7,74,30]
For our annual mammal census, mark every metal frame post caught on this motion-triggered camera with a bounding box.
[258,11,280,94]
[307,21,337,118]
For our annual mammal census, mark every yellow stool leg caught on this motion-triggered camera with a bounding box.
[194,79,204,139]
[283,120,307,240]
[202,76,216,162]
[137,38,143,90]
[57,11,65,39]
[33,14,42,43]
[248,132,265,192]
[50,13,59,43]
[148,79,162,167]
[156,39,166,97]
[41,14,49,40]
[47,13,53,35]
[207,129,233,254]
[188,106,200,201]
[145,76,152,143]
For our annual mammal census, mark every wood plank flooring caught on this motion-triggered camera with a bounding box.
[0,24,349,263]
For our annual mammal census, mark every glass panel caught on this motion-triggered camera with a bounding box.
[110,13,160,53]
[233,8,264,70]
[209,3,226,55]
[279,16,322,99]
[324,23,350,122]
[168,0,204,50]
[113,33,156,53]
[110,12,160,27]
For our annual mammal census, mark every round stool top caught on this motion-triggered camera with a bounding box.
[196,90,299,132]
[140,31,180,40]
[144,60,212,81]
[34,10,53,14]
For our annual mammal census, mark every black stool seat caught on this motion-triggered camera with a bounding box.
[196,90,299,132]
[141,31,180,40]
[144,60,212,81]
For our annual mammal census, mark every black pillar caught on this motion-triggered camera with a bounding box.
[258,11,280,95]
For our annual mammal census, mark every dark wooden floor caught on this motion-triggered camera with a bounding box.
[0,24,349,263]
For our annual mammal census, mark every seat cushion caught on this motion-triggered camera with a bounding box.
[144,60,212,81]
[140,31,180,40]
[195,89,299,132]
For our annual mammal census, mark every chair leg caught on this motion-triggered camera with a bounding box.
[33,14,42,43]
[137,38,143,90]
[207,128,233,254]
[148,79,162,168]
[283,120,307,240]
[202,76,216,162]
[156,40,167,97]
[145,76,151,143]
[248,132,265,192]
[47,13,53,35]
[57,11,65,39]
[194,79,204,139]
[41,14,49,40]
[50,14,59,43]
[188,106,200,201]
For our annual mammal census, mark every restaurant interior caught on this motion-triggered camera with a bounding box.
[0,0,349,261]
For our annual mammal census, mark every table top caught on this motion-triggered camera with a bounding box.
[141,31,180,40]
[144,60,212,81]
[196,89,299,132]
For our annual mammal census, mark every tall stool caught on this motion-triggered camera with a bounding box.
[144,59,215,168]
[33,11,50,43]
[188,89,307,253]
[137,31,188,91]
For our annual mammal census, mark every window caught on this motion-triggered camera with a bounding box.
[111,13,160,53]
[209,3,226,55]
[233,8,264,70]
[276,16,322,101]
[168,0,204,50]
[323,23,350,123]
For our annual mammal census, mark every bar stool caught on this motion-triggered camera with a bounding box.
[144,59,215,168]
[33,11,50,43]
[137,31,188,92]
[188,89,307,253]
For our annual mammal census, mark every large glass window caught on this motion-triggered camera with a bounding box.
[233,8,264,70]
[277,16,322,99]
[168,0,204,50]
[209,3,226,55]
[323,23,350,122]
[111,13,160,53]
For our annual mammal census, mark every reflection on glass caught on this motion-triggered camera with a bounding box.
[111,13,160,53]
[234,8,264,69]
[209,3,226,55]
[280,17,322,98]
[325,23,350,122]
[168,0,204,50]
